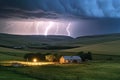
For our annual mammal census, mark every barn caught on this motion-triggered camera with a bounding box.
[59,56,82,64]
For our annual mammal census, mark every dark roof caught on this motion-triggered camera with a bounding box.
[62,56,81,60]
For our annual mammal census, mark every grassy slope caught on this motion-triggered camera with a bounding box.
[0,33,73,46]
[64,40,120,55]
[6,62,120,80]
[0,53,22,61]
[0,47,29,61]
[0,33,120,61]
[71,33,120,46]
[0,47,28,54]
[0,68,37,80]
[0,33,120,80]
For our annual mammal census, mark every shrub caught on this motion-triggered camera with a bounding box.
[77,51,93,61]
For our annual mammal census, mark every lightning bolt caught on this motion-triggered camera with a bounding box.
[66,22,71,36]
[33,21,71,36]
[36,22,40,35]
[44,21,54,36]
[33,21,40,35]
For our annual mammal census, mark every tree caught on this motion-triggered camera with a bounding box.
[77,51,86,61]
[45,54,56,62]
[87,52,92,60]
[24,53,34,61]
[24,53,42,62]
[36,53,45,60]
[77,51,93,61]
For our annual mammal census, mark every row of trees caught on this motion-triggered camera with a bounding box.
[24,51,92,62]
[24,53,59,62]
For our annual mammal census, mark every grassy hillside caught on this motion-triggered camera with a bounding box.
[0,53,22,61]
[0,68,37,80]
[3,62,120,80]
[0,33,120,61]
[0,47,29,61]
[0,33,75,51]
[0,33,120,80]
[0,33,120,50]
[0,47,29,57]
[0,33,73,46]
[73,33,120,46]
[64,40,120,55]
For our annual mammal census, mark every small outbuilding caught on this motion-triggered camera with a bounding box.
[59,56,82,64]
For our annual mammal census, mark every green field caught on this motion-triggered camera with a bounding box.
[0,33,120,80]
[0,47,29,54]
[0,53,22,61]
[1,62,120,80]
[64,40,120,55]
[0,67,37,80]
[0,47,29,61]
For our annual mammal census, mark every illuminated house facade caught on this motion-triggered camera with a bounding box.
[59,56,81,64]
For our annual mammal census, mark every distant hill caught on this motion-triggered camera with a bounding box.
[64,33,120,56]
[0,47,28,61]
[64,40,120,54]
[73,33,120,46]
[0,33,73,47]
[0,33,74,61]
[0,33,120,46]
[0,33,120,61]
[0,33,120,52]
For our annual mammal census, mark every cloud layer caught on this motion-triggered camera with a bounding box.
[0,0,120,20]
[0,0,120,37]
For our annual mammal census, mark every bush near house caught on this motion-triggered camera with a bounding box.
[24,53,45,62]
[45,54,56,62]
[77,51,92,61]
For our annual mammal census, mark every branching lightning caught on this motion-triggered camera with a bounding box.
[32,21,72,36]
[35,22,40,35]
[4,21,73,37]
[66,22,71,36]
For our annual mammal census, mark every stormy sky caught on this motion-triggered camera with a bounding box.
[0,0,120,37]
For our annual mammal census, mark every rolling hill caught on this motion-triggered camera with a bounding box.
[0,33,73,46]
[0,33,120,58]
[74,33,120,46]
[63,35,120,60]
[64,40,120,55]
[0,47,29,61]
[1,33,120,48]
[0,33,74,61]
[0,33,75,50]
[0,33,120,80]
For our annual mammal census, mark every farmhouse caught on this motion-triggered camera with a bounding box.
[60,56,81,64]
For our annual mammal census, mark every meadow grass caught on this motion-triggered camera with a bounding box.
[0,47,28,61]
[4,61,120,80]
[0,34,120,80]
[0,47,29,57]
[0,53,23,61]
[64,40,120,55]
[0,67,37,80]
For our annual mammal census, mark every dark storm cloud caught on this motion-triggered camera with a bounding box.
[73,18,120,37]
[0,0,120,20]
[0,0,120,37]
